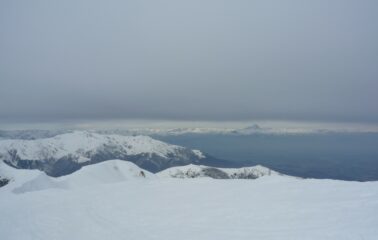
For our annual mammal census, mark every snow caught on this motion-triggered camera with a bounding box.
[0,131,189,163]
[221,165,278,177]
[157,164,208,178]
[0,161,377,240]
[58,160,156,188]
[0,161,43,190]
[0,160,154,193]
[157,164,281,178]
[13,173,68,194]
[192,149,205,159]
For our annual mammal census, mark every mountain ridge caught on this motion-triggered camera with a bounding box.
[0,159,284,194]
[0,131,231,176]
[158,164,283,179]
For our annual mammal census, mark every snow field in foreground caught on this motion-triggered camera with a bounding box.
[0,174,377,240]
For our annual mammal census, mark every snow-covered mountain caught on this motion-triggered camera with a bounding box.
[158,164,282,179]
[0,160,280,193]
[59,160,156,188]
[0,159,377,240]
[0,131,224,176]
[0,160,154,194]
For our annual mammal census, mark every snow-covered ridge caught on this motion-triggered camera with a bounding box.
[158,164,281,179]
[0,160,154,194]
[0,160,43,190]
[0,160,280,194]
[0,131,200,163]
[58,160,156,188]
[0,131,210,176]
[0,160,376,240]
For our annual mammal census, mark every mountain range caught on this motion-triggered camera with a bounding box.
[1,124,372,141]
[0,131,236,176]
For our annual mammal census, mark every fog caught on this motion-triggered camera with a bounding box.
[1,0,377,123]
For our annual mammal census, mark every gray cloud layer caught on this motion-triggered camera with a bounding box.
[1,0,378,123]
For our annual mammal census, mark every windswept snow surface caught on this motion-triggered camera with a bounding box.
[0,162,377,240]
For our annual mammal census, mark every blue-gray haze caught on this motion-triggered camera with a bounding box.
[157,133,378,181]
[1,0,377,123]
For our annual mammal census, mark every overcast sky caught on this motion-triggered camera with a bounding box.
[1,0,378,125]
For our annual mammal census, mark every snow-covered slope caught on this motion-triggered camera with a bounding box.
[0,160,44,191]
[158,164,281,179]
[1,161,279,193]
[0,160,154,194]
[0,131,211,176]
[0,170,377,240]
[59,160,155,188]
